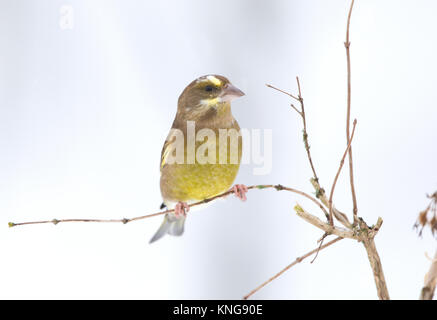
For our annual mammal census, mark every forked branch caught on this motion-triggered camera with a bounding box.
[259,0,390,300]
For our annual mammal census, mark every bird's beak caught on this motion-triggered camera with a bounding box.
[219,83,245,102]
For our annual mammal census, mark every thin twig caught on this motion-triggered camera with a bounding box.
[328,119,357,225]
[296,77,319,183]
[243,237,343,299]
[267,79,320,184]
[265,84,300,102]
[310,232,329,263]
[345,0,358,224]
[8,184,328,228]
[290,104,302,116]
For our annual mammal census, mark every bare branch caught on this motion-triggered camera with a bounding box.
[267,79,320,184]
[259,0,389,301]
[361,234,390,299]
[8,184,328,228]
[296,77,320,184]
[265,84,300,102]
[290,103,302,116]
[345,0,359,223]
[310,178,352,228]
[420,250,437,300]
[294,204,357,240]
[310,232,329,263]
[328,119,357,225]
[243,236,343,299]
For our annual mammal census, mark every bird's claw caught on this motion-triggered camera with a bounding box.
[175,202,189,217]
[232,184,248,202]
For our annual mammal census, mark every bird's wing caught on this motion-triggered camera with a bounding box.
[160,129,179,170]
[160,138,171,170]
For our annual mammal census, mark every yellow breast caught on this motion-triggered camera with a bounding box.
[160,124,242,202]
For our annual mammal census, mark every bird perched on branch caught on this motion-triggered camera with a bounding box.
[150,75,247,243]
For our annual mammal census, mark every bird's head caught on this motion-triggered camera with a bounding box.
[177,75,245,121]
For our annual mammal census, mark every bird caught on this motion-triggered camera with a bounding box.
[150,75,248,243]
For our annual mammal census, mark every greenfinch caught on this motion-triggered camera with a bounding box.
[150,75,247,243]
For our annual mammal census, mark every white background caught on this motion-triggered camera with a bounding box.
[1,0,436,299]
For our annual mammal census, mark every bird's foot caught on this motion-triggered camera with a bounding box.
[232,184,248,201]
[174,201,189,217]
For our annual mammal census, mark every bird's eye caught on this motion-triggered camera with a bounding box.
[205,85,213,92]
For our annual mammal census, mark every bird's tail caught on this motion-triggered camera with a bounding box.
[149,213,186,243]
